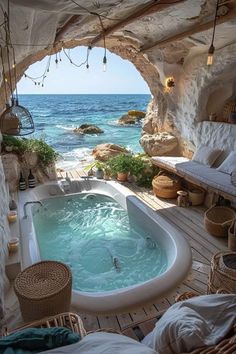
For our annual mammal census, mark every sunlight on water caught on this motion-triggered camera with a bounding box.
[33,194,167,292]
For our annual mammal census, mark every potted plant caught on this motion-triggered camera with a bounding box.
[107,154,133,182]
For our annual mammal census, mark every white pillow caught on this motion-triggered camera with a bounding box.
[192,145,222,167]
[142,294,236,354]
[217,151,236,174]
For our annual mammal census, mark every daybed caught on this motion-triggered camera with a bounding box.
[2,295,236,354]
[151,155,236,203]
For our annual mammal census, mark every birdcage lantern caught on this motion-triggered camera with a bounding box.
[0,99,34,136]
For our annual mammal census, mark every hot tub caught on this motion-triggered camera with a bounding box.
[19,179,191,313]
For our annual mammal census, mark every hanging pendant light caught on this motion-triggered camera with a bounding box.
[207,0,220,66]
[0,10,34,136]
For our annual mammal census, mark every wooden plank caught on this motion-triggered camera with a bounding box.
[122,327,139,341]
[130,308,148,323]
[143,304,159,318]
[97,314,121,330]
[79,313,100,332]
[192,260,210,275]
[153,298,171,312]
[138,318,157,336]
[116,313,134,329]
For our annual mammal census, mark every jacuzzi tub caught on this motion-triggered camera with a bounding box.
[18,179,192,313]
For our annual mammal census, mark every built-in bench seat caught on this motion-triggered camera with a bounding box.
[151,156,236,203]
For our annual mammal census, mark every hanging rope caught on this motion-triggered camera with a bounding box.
[0,46,8,104]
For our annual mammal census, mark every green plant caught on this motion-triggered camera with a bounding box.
[2,136,27,152]
[26,139,59,167]
[129,155,145,177]
[2,136,58,167]
[107,154,133,174]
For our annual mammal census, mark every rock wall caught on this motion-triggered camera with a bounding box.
[0,157,11,326]
[140,43,236,156]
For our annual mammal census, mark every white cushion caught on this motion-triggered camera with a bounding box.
[143,294,236,354]
[151,156,236,197]
[217,151,236,174]
[41,332,157,354]
[192,145,222,167]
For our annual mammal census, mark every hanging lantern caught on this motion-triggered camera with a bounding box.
[0,99,34,136]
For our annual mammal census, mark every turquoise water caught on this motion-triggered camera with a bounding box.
[19,94,151,170]
[32,193,167,292]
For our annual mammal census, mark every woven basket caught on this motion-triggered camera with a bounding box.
[14,261,72,322]
[207,252,236,294]
[188,188,205,206]
[228,219,236,251]
[152,172,181,199]
[204,206,235,237]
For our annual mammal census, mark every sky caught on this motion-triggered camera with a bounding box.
[18,46,150,95]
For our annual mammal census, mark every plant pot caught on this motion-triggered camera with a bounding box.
[117,172,128,182]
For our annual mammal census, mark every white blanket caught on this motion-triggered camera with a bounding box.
[41,332,158,354]
[142,294,236,354]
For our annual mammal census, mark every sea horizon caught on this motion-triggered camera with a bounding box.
[19,94,151,170]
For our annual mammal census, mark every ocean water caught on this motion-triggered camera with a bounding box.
[19,94,151,170]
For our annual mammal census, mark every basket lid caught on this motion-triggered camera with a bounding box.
[14,261,72,300]
[153,174,179,187]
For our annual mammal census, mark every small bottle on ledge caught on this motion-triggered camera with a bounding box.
[19,172,26,191]
[28,169,36,188]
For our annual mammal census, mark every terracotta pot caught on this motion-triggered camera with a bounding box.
[117,172,128,182]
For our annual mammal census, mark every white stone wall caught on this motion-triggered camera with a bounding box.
[0,156,11,326]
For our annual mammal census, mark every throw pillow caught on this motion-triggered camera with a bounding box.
[217,151,236,174]
[192,145,222,167]
[142,294,236,354]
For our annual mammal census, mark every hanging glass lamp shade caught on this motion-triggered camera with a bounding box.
[0,100,34,136]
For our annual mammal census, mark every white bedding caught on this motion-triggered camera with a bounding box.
[41,332,158,354]
[142,294,236,354]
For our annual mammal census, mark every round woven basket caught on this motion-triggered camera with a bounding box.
[208,252,236,294]
[14,261,72,322]
[152,173,181,199]
[204,206,235,237]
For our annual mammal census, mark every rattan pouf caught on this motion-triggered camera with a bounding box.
[14,261,72,322]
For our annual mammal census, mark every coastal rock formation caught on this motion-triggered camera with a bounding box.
[118,110,145,125]
[73,124,103,135]
[118,114,137,125]
[92,143,129,161]
[140,132,178,156]
[1,152,57,192]
[1,154,20,193]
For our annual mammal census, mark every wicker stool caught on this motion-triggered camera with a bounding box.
[14,261,72,322]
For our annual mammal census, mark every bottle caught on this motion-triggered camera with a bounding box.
[19,172,26,191]
[28,169,36,188]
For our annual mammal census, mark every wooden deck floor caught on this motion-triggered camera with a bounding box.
[57,168,228,337]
